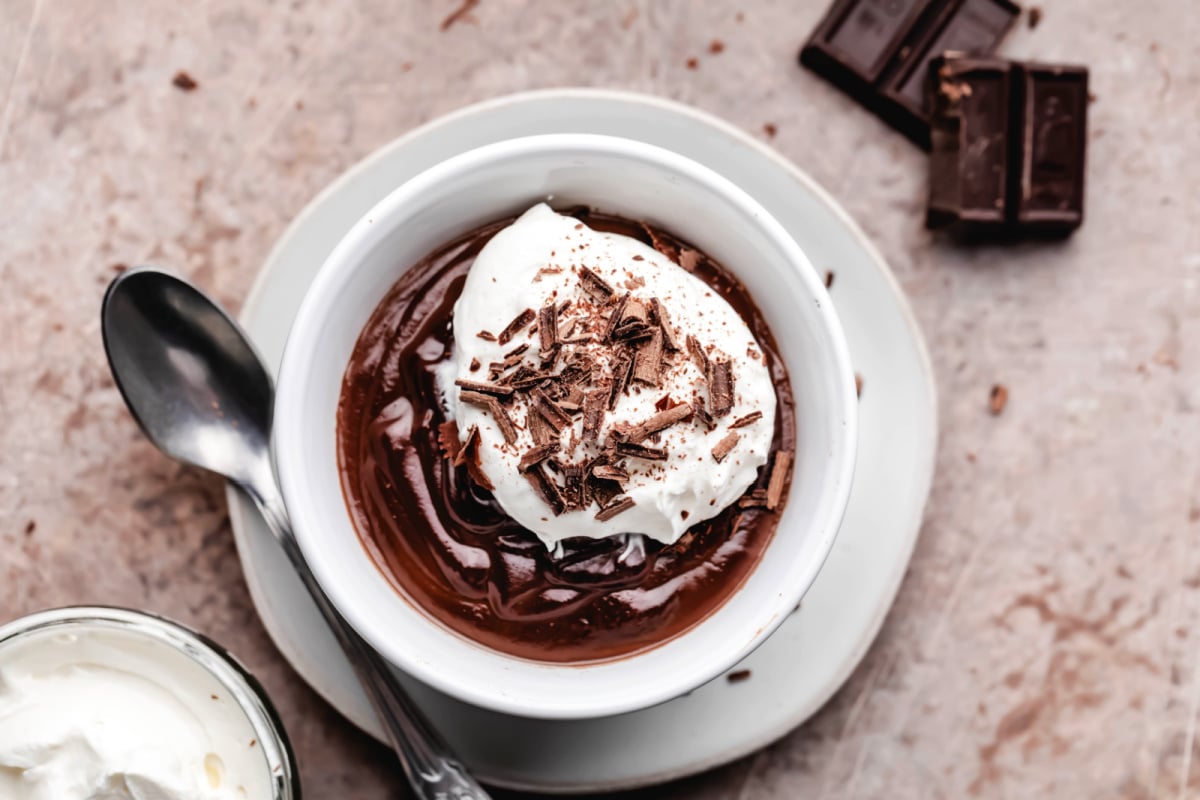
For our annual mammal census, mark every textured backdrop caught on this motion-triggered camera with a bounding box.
[1,1,1196,797]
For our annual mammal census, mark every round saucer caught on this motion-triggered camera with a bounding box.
[226,89,937,794]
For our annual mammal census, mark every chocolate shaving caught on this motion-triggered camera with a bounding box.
[497,308,535,345]
[709,359,734,417]
[503,343,529,359]
[524,465,566,515]
[621,298,648,325]
[711,431,739,462]
[678,248,702,273]
[693,397,716,431]
[582,387,607,443]
[586,462,624,507]
[578,266,615,300]
[518,442,559,472]
[729,410,762,429]
[591,465,629,483]
[538,303,559,352]
[615,441,667,461]
[766,451,792,510]
[604,293,630,341]
[454,379,514,397]
[560,464,585,510]
[607,349,635,410]
[627,403,692,443]
[476,330,497,341]
[457,426,494,491]
[687,334,710,374]
[612,322,655,344]
[632,329,663,385]
[649,298,681,351]
[738,489,770,509]
[532,388,572,431]
[438,420,461,461]
[595,496,636,521]
[527,405,556,446]
[459,391,518,445]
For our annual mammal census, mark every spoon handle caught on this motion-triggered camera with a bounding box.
[246,481,492,800]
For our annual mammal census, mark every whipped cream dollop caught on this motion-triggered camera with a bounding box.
[0,625,271,800]
[441,204,775,547]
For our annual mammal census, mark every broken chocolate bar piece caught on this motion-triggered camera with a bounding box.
[799,0,1018,148]
[927,56,1087,236]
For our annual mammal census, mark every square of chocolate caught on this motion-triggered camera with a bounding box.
[800,0,1019,148]
[926,56,1088,237]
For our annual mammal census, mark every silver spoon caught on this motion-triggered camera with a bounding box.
[102,267,491,800]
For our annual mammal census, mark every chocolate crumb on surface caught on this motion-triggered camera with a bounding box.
[469,357,481,372]
[824,271,835,288]
[497,308,535,345]
[171,71,198,91]
[766,451,792,510]
[685,57,699,70]
[709,39,725,54]
[729,411,762,429]
[989,384,1009,415]
[712,431,740,462]
[763,122,778,139]
[440,0,480,30]
[595,496,636,521]
[855,373,863,398]
[727,669,752,683]
[477,330,497,341]
[1028,6,1042,28]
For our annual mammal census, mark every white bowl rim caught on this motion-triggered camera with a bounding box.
[273,133,858,719]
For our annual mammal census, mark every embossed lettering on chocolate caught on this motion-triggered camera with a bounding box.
[336,210,795,663]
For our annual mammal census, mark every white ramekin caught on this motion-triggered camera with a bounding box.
[274,134,857,720]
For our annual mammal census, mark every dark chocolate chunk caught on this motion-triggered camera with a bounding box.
[454,379,514,397]
[519,442,559,472]
[525,465,566,515]
[927,56,1087,236]
[712,431,740,462]
[497,308,535,345]
[595,496,636,521]
[709,360,735,417]
[578,266,615,300]
[538,303,559,353]
[615,441,668,461]
[799,0,1018,148]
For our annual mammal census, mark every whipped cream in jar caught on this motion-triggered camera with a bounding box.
[0,607,299,800]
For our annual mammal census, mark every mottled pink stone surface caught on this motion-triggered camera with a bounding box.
[2,1,1196,797]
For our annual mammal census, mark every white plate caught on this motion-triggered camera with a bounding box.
[226,89,937,795]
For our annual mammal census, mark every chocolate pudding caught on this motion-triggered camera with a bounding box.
[337,207,795,663]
